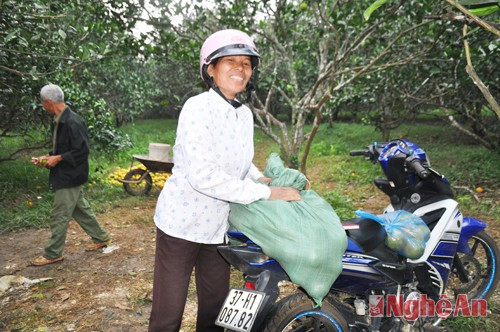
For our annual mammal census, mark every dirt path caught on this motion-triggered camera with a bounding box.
[0,197,161,331]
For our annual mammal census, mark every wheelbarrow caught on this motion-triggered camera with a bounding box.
[119,154,174,196]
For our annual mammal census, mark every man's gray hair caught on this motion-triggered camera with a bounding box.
[40,84,64,103]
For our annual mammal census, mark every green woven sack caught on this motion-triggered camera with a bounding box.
[229,153,347,306]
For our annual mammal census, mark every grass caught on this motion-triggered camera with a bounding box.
[1,119,498,233]
[0,119,177,233]
[303,122,499,222]
[444,312,500,331]
[90,119,178,170]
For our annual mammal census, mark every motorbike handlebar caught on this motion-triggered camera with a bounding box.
[406,156,430,179]
[349,150,368,157]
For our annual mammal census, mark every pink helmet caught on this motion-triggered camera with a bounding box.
[200,29,260,83]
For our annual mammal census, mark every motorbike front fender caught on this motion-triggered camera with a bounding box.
[456,217,487,255]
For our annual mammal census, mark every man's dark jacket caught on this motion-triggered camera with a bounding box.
[49,107,90,190]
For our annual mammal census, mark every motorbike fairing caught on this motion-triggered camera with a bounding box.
[456,216,487,255]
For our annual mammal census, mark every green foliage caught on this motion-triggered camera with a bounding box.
[0,119,178,233]
[469,4,499,16]
[308,121,499,220]
[365,0,500,19]
[276,113,290,122]
[108,119,178,164]
[3,0,498,167]
[359,0,500,151]
[460,0,500,4]
[322,190,356,221]
[81,57,167,125]
[443,307,500,331]
[0,158,54,232]
[1,119,498,235]
[364,0,389,21]
[53,70,132,151]
[310,141,336,157]
[0,0,159,159]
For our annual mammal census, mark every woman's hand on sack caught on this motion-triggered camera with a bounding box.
[258,177,272,185]
[268,187,301,201]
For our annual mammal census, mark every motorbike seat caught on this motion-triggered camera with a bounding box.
[342,217,387,252]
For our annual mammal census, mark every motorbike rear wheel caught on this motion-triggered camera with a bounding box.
[260,292,348,332]
[447,230,499,301]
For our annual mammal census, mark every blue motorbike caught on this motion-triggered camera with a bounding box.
[216,139,498,332]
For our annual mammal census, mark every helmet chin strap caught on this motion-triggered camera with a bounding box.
[210,74,258,108]
[211,85,242,109]
[203,66,257,108]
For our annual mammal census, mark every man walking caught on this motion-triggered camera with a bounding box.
[31,84,110,266]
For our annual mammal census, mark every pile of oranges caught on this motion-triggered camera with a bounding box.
[105,167,171,189]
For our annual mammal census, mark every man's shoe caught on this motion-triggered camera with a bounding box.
[32,256,64,266]
[85,240,111,251]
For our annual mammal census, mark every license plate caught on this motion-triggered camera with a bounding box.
[215,288,265,332]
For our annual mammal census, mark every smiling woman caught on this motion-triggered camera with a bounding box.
[207,55,253,99]
[147,29,301,332]
[198,29,263,108]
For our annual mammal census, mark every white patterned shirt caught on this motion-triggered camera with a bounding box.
[154,89,271,244]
